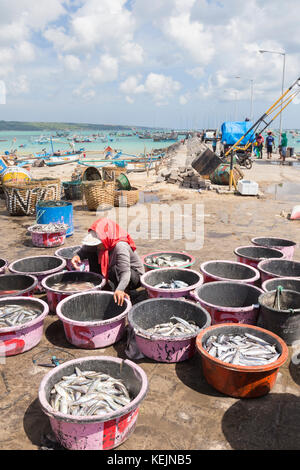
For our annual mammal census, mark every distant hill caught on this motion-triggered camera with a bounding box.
[0,121,149,131]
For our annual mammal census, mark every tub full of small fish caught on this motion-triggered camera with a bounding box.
[262,277,300,294]
[200,260,260,285]
[38,356,148,450]
[0,258,8,275]
[141,251,195,271]
[196,323,288,398]
[234,245,285,269]
[258,289,300,345]
[251,236,296,261]
[28,223,69,248]
[140,267,203,299]
[257,259,300,284]
[56,291,131,349]
[128,298,211,362]
[0,297,49,356]
[41,271,106,314]
[55,246,89,272]
[194,281,263,325]
[0,274,38,298]
[9,256,66,293]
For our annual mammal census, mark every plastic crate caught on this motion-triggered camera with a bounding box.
[237,180,258,196]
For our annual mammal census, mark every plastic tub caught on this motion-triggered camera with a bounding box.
[258,290,300,345]
[141,251,195,272]
[140,268,203,299]
[0,296,49,356]
[0,274,38,297]
[56,291,131,349]
[55,246,89,272]
[257,259,300,284]
[38,356,148,450]
[200,260,260,285]
[234,246,285,269]
[0,258,7,275]
[9,256,66,293]
[262,277,300,293]
[194,281,263,325]
[36,201,74,237]
[63,181,82,200]
[28,225,67,248]
[251,237,297,261]
[196,323,288,398]
[128,298,211,362]
[41,271,106,314]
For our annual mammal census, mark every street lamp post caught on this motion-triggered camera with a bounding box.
[259,49,286,145]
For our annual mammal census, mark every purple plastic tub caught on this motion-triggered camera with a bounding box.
[251,237,297,261]
[41,271,106,314]
[0,274,38,298]
[38,356,148,450]
[200,260,260,285]
[55,246,89,272]
[234,245,285,269]
[128,298,211,363]
[8,256,66,293]
[141,251,195,271]
[0,296,49,356]
[140,267,203,299]
[0,259,7,275]
[56,291,131,349]
[257,259,300,284]
[262,277,300,293]
[194,281,263,325]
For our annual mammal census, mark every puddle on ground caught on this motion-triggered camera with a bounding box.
[139,192,160,203]
[266,183,300,202]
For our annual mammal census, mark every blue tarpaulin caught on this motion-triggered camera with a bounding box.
[221,121,255,146]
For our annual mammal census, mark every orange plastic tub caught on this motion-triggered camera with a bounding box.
[196,323,288,398]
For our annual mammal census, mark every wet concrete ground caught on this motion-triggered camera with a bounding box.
[0,162,300,450]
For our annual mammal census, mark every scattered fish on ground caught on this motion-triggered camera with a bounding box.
[154,280,189,289]
[51,281,96,292]
[145,255,187,267]
[49,367,131,416]
[29,223,69,233]
[145,316,199,337]
[204,332,280,366]
[0,304,40,327]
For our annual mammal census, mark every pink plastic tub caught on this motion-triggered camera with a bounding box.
[200,260,260,285]
[128,298,211,363]
[0,296,49,356]
[0,274,38,298]
[38,356,148,450]
[56,291,131,349]
[257,259,300,284]
[194,281,263,325]
[234,245,285,269]
[141,251,195,272]
[140,267,203,299]
[251,236,297,261]
[55,246,89,272]
[28,225,67,248]
[41,271,106,314]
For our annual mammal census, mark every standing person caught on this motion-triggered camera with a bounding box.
[256,133,264,159]
[72,218,145,306]
[266,131,274,159]
[280,132,288,164]
[212,132,217,153]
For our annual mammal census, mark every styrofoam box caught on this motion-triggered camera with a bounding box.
[238,180,259,196]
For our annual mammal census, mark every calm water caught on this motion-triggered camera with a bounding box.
[266,182,300,202]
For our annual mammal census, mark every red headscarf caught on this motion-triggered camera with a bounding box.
[88,218,136,280]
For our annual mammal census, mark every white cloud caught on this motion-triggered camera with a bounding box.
[89,54,119,83]
[119,75,144,94]
[120,72,181,105]
[62,54,81,71]
[125,95,134,104]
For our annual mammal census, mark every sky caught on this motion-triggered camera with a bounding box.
[0,0,299,129]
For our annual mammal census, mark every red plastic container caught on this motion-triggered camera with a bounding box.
[200,260,260,285]
[196,323,288,398]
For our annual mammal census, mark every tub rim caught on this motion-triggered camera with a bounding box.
[140,267,203,294]
[28,224,68,235]
[0,296,49,333]
[56,290,131,327]
[8,255,67,276]
[194,281,264,312]
[257,258,300,279]
[234,245,285,262]
[128,297,211,342]
[258,289,300,314]
[0,273,38,297]
[141,251,195,270]
[41,271,106,295]
[200,259,260,283]
[54,245,82,260]
[251,236,297,248]
[262,276,300,293]
[196,323,288,373]
[38,355,149,423]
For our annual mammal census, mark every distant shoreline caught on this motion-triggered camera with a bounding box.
[0,120,161,132]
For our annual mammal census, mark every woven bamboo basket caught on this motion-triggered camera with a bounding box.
[82,181,115,211]
[102,166,126,181]
[81,167,102,182]
[3,179,61,216]
[114,188,139,207]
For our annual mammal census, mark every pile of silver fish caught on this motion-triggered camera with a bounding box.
[145,254,187,268]
[154,280,189,289]
[51,281,96,292]
[204,332,280,366]
[0,304,40,328]
[29,223,69,233]
[50,367,131,416]
[146,316,199,337]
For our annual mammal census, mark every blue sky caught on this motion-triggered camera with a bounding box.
[0,0,299,128]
